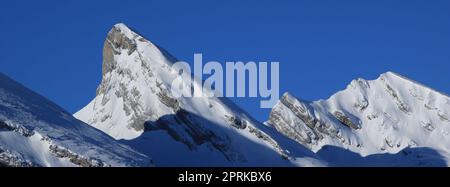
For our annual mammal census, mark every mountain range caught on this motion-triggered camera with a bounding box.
[1,23,449,167]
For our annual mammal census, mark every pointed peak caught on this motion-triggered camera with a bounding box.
[282,92,293,98]
[377,71,423,86]
[108,23,136,39]
[377,71,424,85]
[344,71,419,92]
[379,71,405,80]
[347,77,370,90]
[281,92,311,104]
[101,23,139,78]
[282,92,301,102]
[113,23,130,30]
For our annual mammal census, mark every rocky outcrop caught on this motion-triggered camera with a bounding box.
[0,120,34,137]
[225,115,247,129]
[384,82,410,114]
[102,24,137,77]
[0,121,108,167]
[97,24,138,96]
[279,93,318,129]
[157,87,180,112]
[0,147,37,167]
[333,111,360,130]
[267,93,326,147]
[144,109,246,162]
[48,144,106,167]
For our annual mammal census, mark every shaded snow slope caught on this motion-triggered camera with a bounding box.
[0,73,151,167]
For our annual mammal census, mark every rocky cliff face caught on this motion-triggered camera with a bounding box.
[268,72,450,165]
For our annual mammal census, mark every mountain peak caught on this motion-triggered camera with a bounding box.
[102,23,139,77]
[377,71,449,98]
[111,23,135,38]
[281,92,310,103]
[376,71,428,89]
[113,23,130,29]
[282,92,293,99]
[378,71,410,82]
[269,71,450,165]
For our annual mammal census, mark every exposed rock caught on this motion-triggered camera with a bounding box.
[438,112,449,122]
[420,121,435,132]
[0,146,36,167]
[267,93,331,148]
[279,93,317,129]
[247,126,289,160]
[385,83,410,114]
[144,109,246,162]
[0,120,34,137]
[0,120,11,130]
[225,115,247,129]
[354,99,369,111]
[102,25,137,77]
[269,110,313,145]
[157,89,180,112]
[367,114,378,120]
[48,145,107,167]
[333,111,361,130]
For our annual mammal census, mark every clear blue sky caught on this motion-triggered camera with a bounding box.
[1,0,449,121]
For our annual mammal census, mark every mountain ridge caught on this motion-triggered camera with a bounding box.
[74,23,322,166]
[2,22,449,167]
[75,23,450,166]
[268,70,450,166]
[0,72,151,167]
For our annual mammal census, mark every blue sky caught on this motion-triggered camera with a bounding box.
[1,0,449,121]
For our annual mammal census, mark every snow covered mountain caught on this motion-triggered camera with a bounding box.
[0,72,151,167]
[5,22,446,167]
[268,72,450,166]
[74,23,321,166]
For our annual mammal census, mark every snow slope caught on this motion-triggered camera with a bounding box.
[0,72,151,167]
[268,72,450,166]
[75,23,322,166]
